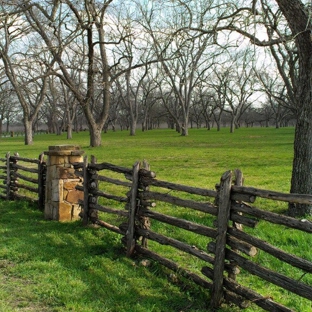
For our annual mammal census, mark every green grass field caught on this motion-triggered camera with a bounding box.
[2,127,294,191]
[0,127,311,312]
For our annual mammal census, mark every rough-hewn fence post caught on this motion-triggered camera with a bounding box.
[38,152,46,211]
[82,155,90,225]
[126,161,140,257]
[138,160,151,248]
[228,169,244,281]
[10,153,19,199]
[210,170,232,309]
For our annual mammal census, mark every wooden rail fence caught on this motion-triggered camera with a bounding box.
[0,152,311,311]
[0,152,46,209]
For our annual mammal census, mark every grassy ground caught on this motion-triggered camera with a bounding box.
[2,127,294,191]
[0,127,311,311]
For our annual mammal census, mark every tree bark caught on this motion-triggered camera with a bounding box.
[275,0,312,216]
[89,127,102,147]
[24,118,33,145]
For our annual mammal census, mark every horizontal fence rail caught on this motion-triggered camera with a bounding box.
[0,151,311,311]
[0,152,46,209]
[75,158,312,312]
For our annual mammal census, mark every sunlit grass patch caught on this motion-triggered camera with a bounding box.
[1,126,309,311]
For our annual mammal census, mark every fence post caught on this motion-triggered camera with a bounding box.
[210,170,232,309]
[139,160,151,248]
[228,169,244,280]
[82,155,90,225]
[10,153,19,200]
[88,155,99,223]
[5,152,10,200]
[38,153,46,211]
[126,161,140,257]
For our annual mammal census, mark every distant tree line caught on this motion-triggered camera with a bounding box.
[0,82,296,136]
[0,0,296,143]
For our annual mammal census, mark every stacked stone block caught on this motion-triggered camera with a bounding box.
[44,145,84,221]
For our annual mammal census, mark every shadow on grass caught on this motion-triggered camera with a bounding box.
[0,201,216,312]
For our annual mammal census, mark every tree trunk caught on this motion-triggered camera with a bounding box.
[274,0,312,216]
[129,114,137,136]
[230,117,235,133]
[89,126,102,147]
[181,115,189,136]
[130,122,136,136]
[181,124,188,136]
[67,123,73,139]
[24,119,33,145]
[289,111,312,216]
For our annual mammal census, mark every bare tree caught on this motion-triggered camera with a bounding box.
[252,0,312,215]
[0,82,18,136]
[0,10,53,145]
[115,65,148,136]
[7,0,113,146]
[224,63,258,132]
[139,0,221,136]
[140,73,160,131]
[200,0,312,215]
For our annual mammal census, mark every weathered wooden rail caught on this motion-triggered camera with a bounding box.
[0,152,311,311]
[75,157,312,312]
[0,152,46,209]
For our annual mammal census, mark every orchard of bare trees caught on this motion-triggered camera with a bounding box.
[0,0,311,216]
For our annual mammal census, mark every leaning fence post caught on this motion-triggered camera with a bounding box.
[126,161,140,257]
[210,170,232,309]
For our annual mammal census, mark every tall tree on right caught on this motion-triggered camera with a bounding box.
[228,0,312,216]
[272,0,312,216]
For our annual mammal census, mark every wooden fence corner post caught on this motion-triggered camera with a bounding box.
[126,161,140,257]
[38,152,46,211]
[82,155,89,225]
[210,170,232,309]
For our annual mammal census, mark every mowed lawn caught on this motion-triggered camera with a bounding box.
[1,126,311,312]
[1,126,294,191]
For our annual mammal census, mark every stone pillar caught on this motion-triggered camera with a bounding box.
[44,145,84,221]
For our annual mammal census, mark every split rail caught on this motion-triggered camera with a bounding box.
[0,152,311,311]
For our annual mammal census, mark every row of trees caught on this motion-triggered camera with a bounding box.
[0,73,295,135]
[0,0,311,216]
[0,1,293,142]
